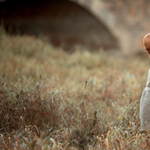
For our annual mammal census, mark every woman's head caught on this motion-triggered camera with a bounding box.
[143,33,150,55]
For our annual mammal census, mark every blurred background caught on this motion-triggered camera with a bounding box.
[0,0,150,54]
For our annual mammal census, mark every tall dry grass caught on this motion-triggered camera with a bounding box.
[0,26,150,149]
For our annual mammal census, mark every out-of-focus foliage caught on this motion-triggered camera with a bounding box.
[0,26,150,149]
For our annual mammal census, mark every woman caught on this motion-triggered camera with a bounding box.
[140,33,150,131]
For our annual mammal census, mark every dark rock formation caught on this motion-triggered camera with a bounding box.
[0,0,119,51]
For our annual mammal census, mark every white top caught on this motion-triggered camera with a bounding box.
[140,69,150,130]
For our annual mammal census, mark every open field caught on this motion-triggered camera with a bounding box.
[0,27,150,149]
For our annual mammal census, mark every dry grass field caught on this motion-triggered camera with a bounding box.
[0,27,150,149]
